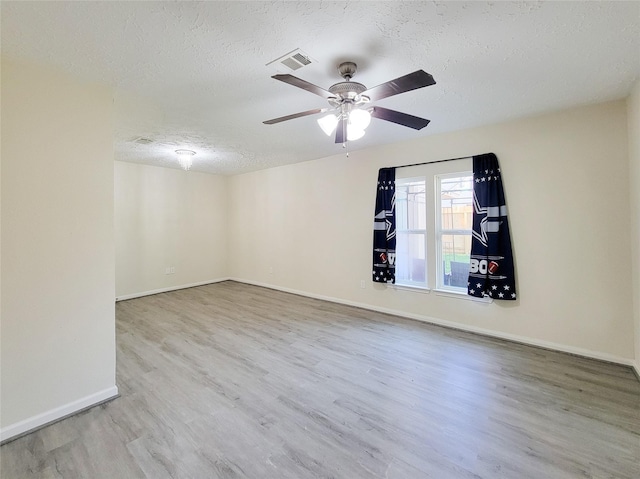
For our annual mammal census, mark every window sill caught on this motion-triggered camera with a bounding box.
[391,284,494,303]
[434,289,494,303]
[392,283,431,294]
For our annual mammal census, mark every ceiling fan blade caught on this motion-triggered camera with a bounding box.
[263,108,328,125]
[272,74,335,99]
[362,70,435,102]
[371,106,430,130]
[335,116,346,143]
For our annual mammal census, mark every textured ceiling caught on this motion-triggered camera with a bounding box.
[2,1,639,175]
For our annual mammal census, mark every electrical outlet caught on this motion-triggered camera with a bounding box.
[360,280,366,289]
[170,266,175,274]
[165,267,171,275]
[269,266,274,275]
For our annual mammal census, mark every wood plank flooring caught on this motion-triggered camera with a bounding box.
[2,281,639,478]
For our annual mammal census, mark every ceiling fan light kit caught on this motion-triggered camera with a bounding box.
[317,114,340,136]
[346,125,365,142]
[317,107,372,139]
[264,61,435,147]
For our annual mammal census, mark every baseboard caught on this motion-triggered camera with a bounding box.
[0,386,119,444]
[632,360,640,382]
[115,277,231,302]
[229,277,636,369]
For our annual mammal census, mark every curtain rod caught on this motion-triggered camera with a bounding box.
[393,155,472,169]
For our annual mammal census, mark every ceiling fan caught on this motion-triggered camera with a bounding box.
[263,61,436,144]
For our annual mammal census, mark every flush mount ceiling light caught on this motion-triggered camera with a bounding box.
[175,149,196,171]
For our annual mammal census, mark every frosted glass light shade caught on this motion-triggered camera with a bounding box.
[349,109,371,130]
[347,127,365,141]
[317,114,339,136]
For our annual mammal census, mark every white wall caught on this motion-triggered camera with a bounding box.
[229,100,634,363]
[1,61,117,439]
[1,65,633,443]
[115,161,228,299]
[628,81,640,375]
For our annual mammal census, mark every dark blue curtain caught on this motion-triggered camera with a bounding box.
[372,168,396,283]
[468,153,516,300]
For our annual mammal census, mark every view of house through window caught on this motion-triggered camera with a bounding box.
[396,169,473,292]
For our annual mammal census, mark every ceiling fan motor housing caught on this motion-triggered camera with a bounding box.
[329,81,367,101]
[329,62,369,105]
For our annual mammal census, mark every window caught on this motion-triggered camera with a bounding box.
[395,179,427,287]
[436,173,473,291]
[395,160,473,293]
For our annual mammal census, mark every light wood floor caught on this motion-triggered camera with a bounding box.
[2,281,639,478]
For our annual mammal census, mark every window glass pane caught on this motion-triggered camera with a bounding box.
[396,181,426,231]
[396,232,426,284]
[441,234,472,264]
[440,176,473,230]
[396,185,408,230]
[441,234,472,287]
[438,173,473,290]
[396,177,427,287]
[406,183,426,230]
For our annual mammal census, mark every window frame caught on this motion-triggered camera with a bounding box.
[394,158,474,297]
[394,177,428,289]
[434,172,474,293]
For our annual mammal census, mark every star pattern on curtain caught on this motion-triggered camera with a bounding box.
[469,282,517,299]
